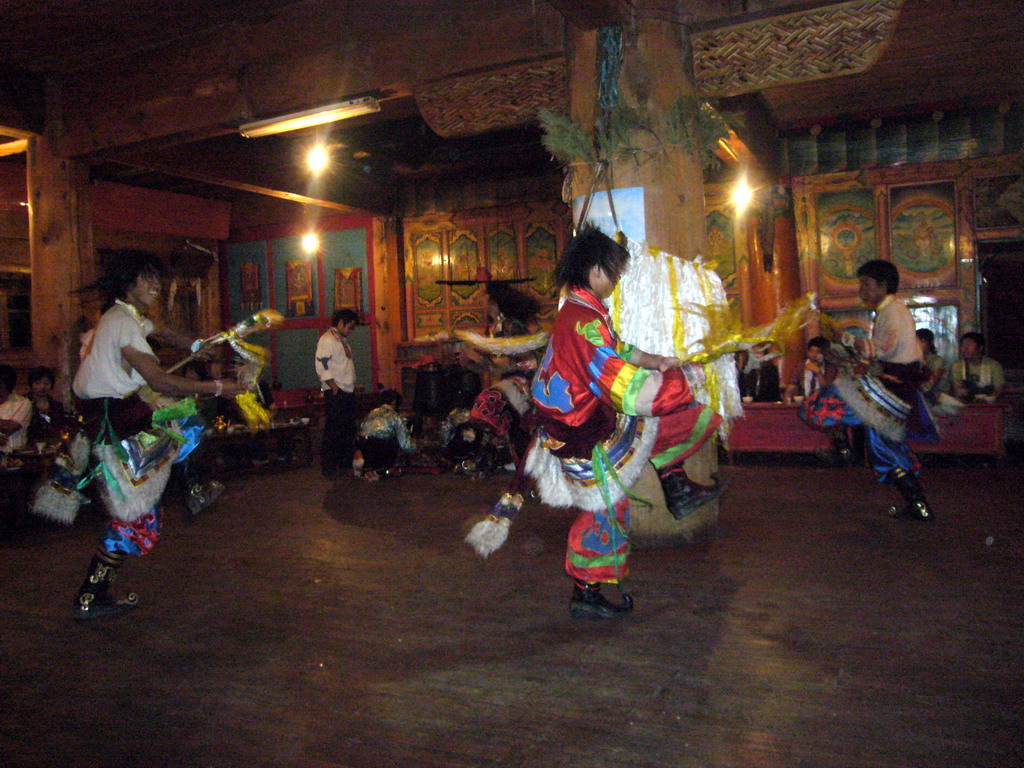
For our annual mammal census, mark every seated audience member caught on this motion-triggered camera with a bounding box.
[915,328,947,402]
[742,344,782,403]
[735,350,749,399]
[353,389,416,481]
[0,364,31,454]
[950,332,1004,403]
[783,337,852,465]
[26,365,71,446]
[784,336,835,402]
[440,406,482,470]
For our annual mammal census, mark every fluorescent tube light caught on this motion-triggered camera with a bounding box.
[239,96,381,138]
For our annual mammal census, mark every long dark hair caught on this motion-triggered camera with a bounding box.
[555,224,629,291]
[80,249,165,309]
[486,283,539,325]
[916,328,937,355]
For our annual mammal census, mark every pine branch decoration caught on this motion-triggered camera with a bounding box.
[540,100,738,172]
[539,108,595,165]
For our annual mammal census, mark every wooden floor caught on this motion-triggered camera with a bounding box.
[1,452,1022,768]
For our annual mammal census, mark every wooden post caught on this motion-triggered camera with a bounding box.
[27,132,92,401]
[567,20,720,547]
[371,215,405,390]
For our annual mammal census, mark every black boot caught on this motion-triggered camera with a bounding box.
[569,581,633,619]
[72,550,138,621]
[657,466,723,520]
[815,429,854,466]
[886,469,934,522]
[831,429,854,466]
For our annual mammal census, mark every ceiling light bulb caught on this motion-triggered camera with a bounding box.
[307,145,330,174]
[733,175,754,212]
[302,232,320,254]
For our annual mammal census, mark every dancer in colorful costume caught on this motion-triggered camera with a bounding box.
[438,269,546,473]
[69,250,244,620]
[526,226,722,619]
[800,259,938,520]
[462,281,546,470]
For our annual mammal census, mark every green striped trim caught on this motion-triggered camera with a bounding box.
[619,366,651,415]
[651,406,716,469]
[567,550,627,570]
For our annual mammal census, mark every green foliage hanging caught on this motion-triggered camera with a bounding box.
[539,98,740,172]
[539,108,594,165]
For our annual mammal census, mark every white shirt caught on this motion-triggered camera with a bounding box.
[315,327,355,393]
[73,301,156,399]
[0,392,31,452]
[868,295,922,364]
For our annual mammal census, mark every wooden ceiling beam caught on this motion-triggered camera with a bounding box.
[544,0,631,29]
[57,1,565,159]
[116,144,397,215]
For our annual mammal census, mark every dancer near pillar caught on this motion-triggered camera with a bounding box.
[800,259,938,520]
[525,226,722,619]
[70,250,243,620]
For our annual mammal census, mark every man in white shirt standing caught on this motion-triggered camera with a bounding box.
[316,309,359,477]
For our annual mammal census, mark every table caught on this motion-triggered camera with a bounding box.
[726,401,1007,464]
[725,402,834,461]
[910,402,1006,461]
[203,421,314,477]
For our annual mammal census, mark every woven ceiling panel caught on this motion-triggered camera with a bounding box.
[414,57,568,138]
[693,0,904,97]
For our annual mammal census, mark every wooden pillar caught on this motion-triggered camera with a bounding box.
[567,20,719,547]
[27,133,92,400]
[371,215,405,390]
[770,188,805,388]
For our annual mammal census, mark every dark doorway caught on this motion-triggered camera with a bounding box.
[978,241,1024,381]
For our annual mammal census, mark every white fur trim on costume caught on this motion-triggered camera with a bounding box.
[69,432,91,474]
[493,377,531,416]
[94,442,177,523]
[834,373,906,442]
[465,518,511,558]
[27,432,94,525]
[524,416,659,513]
[30,484,87,525]
[455,329,550,357]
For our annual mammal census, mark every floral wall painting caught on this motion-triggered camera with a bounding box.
[239,261,262,312]
[705,209,736,291]
[412,233,443,307]
[825,309,874,342]
[485,226,518,280]
[525,223,558,301]
[889,181,956,288]
[333,267,362,321]
[974,174,1024,231]
[816,188,877,295]
[285,258,314,317]
[449,230,482,303]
